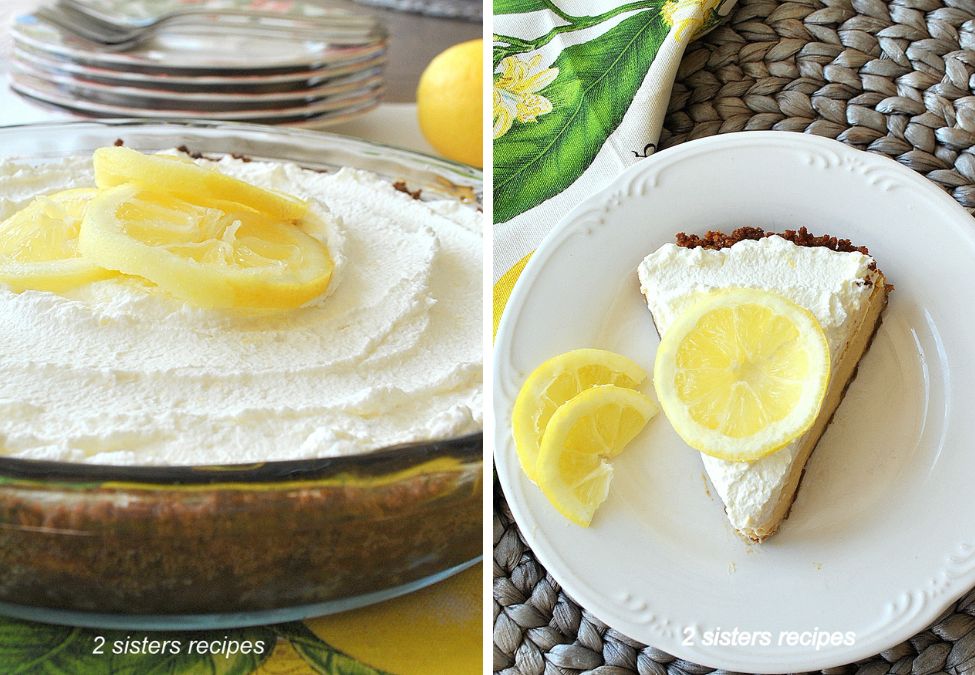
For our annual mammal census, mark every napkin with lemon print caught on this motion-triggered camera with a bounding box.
[493,0,737,292]
[0,564,480,674]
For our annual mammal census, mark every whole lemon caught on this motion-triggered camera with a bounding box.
[417,39,483,167]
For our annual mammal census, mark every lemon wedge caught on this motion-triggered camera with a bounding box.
[0,188,114,293]
[79,184,332,310]
[93,146,308,221]
[653,288,830,462]
[512,348,647,482]
[535,385,657,526]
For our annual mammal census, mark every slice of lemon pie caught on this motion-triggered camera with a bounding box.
[638,228,890,541]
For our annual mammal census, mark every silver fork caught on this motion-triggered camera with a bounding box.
[36,1,384,50]
[57,0,378,29]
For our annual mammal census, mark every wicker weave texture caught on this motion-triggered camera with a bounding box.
[494,0,975,672]
[495,487,975,675]
[662,0,975,212]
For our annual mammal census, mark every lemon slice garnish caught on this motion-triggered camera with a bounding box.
[512,348,647,482]
[0,188,114,292]
[93,146,308,220]
[535,385,658,527]
[653,288,830,462]
[79,184,332,310]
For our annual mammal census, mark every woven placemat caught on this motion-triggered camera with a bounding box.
[493,0,975,672]
[496,481,975,674]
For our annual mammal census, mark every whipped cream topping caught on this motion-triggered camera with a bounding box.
[638,235,880,531]
[0,152,482,465]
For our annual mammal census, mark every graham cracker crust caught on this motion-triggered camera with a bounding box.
[675,226,870,255]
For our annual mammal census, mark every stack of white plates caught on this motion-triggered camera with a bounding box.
[9,1,387,126]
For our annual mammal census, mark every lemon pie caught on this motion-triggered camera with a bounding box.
[638,228,890,541]
[0,147,481,465]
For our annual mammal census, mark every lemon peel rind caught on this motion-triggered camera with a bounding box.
[653,288,830,463]
[0,259,114,293]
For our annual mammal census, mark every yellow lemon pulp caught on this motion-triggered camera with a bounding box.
[0,188,114,292]
[417,39,483,167]
[512,348,647,482]
[93,146,309,221]
[79,184,332,310]
[535,385,657,527]
[653,288,830,462]
[0,147,332,310]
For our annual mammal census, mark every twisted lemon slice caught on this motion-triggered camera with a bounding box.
[535,385,657,526]
[512,348,647,482]
[0,188,114,292]
[653,288,830,462]
[79,185,332,310]
[93,146,308,220]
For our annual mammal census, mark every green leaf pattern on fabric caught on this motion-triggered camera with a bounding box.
[0,616,398,674]
[271,623,392,675]
[494,9,668,224]
[493,0,730,223]
[494,0,549,15]
[0,617,273,674]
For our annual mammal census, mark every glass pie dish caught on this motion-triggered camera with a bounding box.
[0,120,482,629]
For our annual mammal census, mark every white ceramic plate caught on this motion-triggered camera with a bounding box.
[494,131,975,673]
[10,74,382,125]
[12,14,385,73]
[10,63,384,110]
[13,46,386,94]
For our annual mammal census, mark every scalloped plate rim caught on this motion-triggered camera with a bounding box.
[494,130,975,672]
